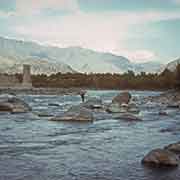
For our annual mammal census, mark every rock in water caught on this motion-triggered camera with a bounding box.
[165,142,180,154]
[142,149,179,167]
[159,111,168,116]
[48,103,60,107]
[50,105,93,122]
[112,92,131,105]
[0,97,31,113]
[82,97,102,109]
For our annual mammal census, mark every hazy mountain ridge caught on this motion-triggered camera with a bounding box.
[0,36,164,74]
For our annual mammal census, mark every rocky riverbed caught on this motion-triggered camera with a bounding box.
[0,90,180,180]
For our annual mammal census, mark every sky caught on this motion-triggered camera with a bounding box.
[0,0,180,63]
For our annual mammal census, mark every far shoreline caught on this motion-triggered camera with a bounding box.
[0,87,166,95]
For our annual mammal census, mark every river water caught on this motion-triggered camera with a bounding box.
[0,90,180,180]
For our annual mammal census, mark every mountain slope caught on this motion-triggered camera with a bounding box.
[0,36,163,74]
[0,55,75,74]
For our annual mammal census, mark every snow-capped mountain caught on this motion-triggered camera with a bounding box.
[166,58,180,71]
[0,36,163,74]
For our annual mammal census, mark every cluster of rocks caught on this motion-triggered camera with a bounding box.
[0,95,31,113]
[106,92,141,121]
[0,91,141,122]
[145,90,180,109]
[50,91,141,122]
[142,142,180,167]
[50,98,100,122]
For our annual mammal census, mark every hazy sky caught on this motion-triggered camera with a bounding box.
[0,0,180,63]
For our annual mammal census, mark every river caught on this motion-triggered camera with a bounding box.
[0,90,180,180]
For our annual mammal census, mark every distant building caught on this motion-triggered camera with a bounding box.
[0,64,32,89]
[22,64,32,88]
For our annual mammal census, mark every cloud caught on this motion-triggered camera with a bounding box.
[172,0,180,4]
[15,0,79,15]
[0,11,15,18]
[121,50,157,62]
[14,10,180,62]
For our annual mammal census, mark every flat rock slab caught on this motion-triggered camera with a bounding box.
[50,105,94,122]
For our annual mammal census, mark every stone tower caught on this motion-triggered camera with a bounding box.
[22,64,32,88]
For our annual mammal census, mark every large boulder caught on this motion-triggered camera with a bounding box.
[82,97,103,109]
[142,149,179,167]
[50,105,93,122]
[112,92,131,105]
[165,142,180,154]
[0,97,31,113]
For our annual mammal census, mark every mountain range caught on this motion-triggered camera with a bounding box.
[0,36,164,74]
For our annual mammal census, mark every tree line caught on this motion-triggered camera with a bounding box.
[3,64,180,90]
[29,64,180,90]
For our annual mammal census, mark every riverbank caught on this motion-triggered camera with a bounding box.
[0,87,83,95]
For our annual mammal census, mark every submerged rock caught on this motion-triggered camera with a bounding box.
[112,92,131,105]
[0,97,31,113]
[114,113,142,121]
[48,103,60,107]
[165,142,180,154]
[50,105,93,122]
[142,149,179,167]
[36,112,54,118]
[82,97,103,109]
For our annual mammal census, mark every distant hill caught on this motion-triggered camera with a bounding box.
[0,36,163,74]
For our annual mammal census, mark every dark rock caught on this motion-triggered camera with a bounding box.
[142,149,179,167]
[48,103,60,107]
[159,111,168,116]
[167,103,179,109]
[36,112,54,117]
